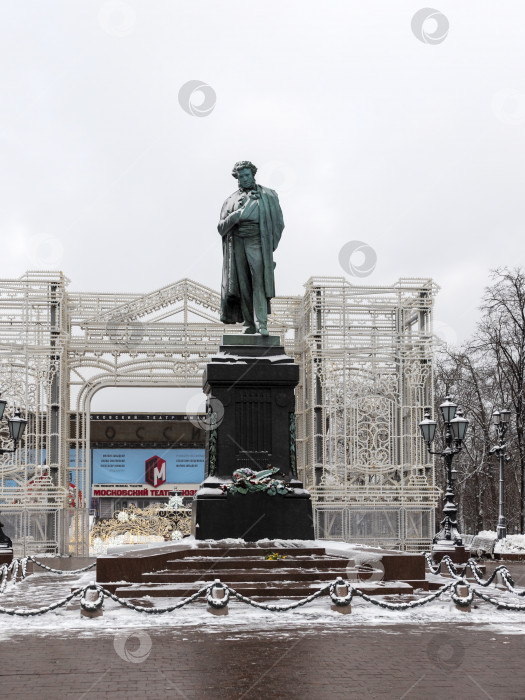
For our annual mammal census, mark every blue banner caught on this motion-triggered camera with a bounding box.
[1,448,204,489]
[92,448,204,485]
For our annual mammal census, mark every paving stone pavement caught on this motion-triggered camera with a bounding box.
[1,623,525,700]
[1,560,525,699]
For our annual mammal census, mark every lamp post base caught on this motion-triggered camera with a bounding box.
[433,510,462,547]
[497,519,507,540]
[433,533,463,547]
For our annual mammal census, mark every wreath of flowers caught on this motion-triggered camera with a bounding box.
[220,466,293,496]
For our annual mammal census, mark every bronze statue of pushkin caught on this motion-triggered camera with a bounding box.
[218,160,284,336]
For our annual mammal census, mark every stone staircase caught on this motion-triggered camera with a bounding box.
[96,543,421,600]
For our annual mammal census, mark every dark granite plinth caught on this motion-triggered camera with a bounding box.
[194,335,313,541]
[192,487,314,541]
[203,335,299,478]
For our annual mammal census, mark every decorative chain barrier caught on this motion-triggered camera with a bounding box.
[1,551,525,617]
[472,588,525,611]
[423,552,524,596]
[24,558,97,575]
[0,589,83,617]
[0,556,96,595]
[100,584,210,614]
[238,584,329,611]
[0,558,27,595]
[2,572,525,617]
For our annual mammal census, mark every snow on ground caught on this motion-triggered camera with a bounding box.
[495,535,525,553]
[471,530,525,554]
[477,530,498,538]
[1,567,525,642]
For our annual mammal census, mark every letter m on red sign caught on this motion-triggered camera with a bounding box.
[145,455,166,487]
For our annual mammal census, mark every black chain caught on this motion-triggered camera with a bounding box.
[101,583,210,614]
[423,552,524,595]
[228,583,332,611]
[1,556,96,597]
[472,588,525,611]
[0,589,82,617]
[27,557,96,575]
[3,563,525,617]
[0,558,26,594]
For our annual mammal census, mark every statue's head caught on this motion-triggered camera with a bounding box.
[232,160,257,189]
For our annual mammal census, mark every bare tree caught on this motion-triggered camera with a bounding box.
[435,348,498,533]
[471,268,525,531]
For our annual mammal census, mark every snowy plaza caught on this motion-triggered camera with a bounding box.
[2,543,525,699]
[2,2,525,698]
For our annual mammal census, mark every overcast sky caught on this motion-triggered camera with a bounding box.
[1,1,524,410]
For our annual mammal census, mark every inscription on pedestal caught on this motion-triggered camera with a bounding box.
[235,389,272,457]
[202,338,299,480]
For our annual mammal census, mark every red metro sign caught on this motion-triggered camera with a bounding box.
[145,455,166,488]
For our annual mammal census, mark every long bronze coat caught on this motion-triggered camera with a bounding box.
[217,185,284,324]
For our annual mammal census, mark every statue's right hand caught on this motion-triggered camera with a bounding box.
[239,199,256,221]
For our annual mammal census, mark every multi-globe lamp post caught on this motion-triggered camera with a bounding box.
[0,395,27,455]
[0,395,28,550]
[419,396,469,549]
[490,409,511,540]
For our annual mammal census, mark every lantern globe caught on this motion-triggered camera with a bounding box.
[450,413,469,441]
[500,409,511,424]
[419,411,437,443]
[440,395,457,424]
[8,410,27,442]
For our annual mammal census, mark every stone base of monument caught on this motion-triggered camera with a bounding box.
[94,541,426,601]
[192,477,314,541]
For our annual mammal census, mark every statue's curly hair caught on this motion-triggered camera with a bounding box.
[231,160,257,179]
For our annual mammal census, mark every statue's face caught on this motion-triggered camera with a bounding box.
[237,168,255,189]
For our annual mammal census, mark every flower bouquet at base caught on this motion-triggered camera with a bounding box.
[220,466,293,496]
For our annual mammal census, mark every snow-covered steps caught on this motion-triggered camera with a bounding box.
[110,580,415,600]
[143,568,355,584]
[161,555,349,570]
[96,540,427,600]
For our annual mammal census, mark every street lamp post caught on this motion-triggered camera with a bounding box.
[490,409,511,540]
[0,396,28,552]
[0,396,27,455]
[419,395,469,548]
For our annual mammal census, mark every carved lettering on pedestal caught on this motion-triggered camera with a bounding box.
[235,389,272,465]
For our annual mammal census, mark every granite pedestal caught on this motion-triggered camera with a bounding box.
[192,335,314,540]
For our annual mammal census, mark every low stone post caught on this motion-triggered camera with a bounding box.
[454,584,471,613]
[207,578,229,616]
[81,583,103,618]
[330,578,352,614]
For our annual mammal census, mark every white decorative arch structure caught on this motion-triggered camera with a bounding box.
[0,272,439,554]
